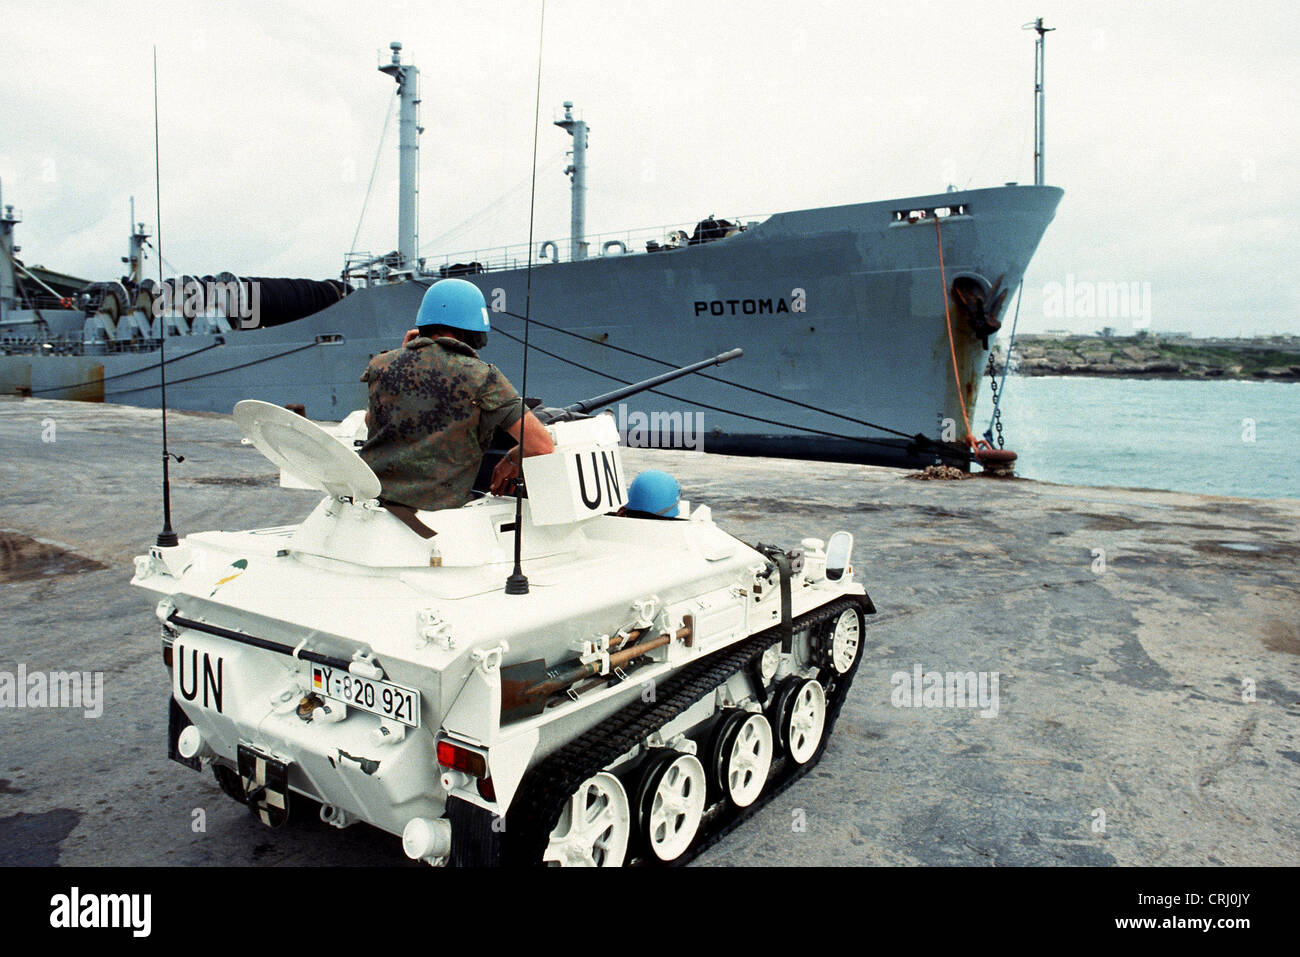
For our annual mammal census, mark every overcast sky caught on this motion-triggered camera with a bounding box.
[3,0,1297,336]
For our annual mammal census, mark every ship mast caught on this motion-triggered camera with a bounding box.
[127,196,150,285]
[379,42,422,271]
[0,182,19,321]
[1026,18,1054,186]
[554,102,588,262]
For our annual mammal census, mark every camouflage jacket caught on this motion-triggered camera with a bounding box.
[359,336,522,511]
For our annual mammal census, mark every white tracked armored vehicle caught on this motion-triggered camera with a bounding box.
[132,351,875,866]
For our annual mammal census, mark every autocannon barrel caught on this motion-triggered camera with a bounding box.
[557,347,743,417]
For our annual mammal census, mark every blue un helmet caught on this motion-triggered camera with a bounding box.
[626,470,681,517]
[416,279,491,333]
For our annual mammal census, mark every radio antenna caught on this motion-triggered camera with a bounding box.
[153,46,183,547]
[505,0,546,596]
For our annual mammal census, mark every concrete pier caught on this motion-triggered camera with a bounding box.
[1,397,1296,866]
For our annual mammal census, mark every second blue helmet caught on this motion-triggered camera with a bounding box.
[626,470,681,517]
[417,279,491,333]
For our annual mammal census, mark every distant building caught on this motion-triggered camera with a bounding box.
[1041,329,1074,338]
[1155,331,1191,339]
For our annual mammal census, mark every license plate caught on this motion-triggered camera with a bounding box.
[310,664,420,728]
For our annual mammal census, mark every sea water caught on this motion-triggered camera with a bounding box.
[970,376,1299,500]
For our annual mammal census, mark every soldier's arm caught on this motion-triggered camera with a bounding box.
[505,410,555,459]
[490,410,555,495]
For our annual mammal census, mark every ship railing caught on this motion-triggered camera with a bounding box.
[15,294,82,312]
[342,250,402,286]
[419,214,770,275]
[1,336,173,357]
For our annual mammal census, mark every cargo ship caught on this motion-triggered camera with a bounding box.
[1,30,1062,469]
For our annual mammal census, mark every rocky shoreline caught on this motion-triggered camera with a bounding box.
[995,334,1300,382]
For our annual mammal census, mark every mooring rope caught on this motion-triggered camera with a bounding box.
[934,216,975,450]
[27,341,222,394]
[491,308,928,444]
[490,324,967,459]
[104,341,319,396]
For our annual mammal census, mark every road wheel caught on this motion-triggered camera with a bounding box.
[636,750,707,862]
[719,712,773,808]
[542,771,631,867]
[774,677,827,765]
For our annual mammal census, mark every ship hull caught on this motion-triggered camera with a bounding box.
[1,184,1062,469]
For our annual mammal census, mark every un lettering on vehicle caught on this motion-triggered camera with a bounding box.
[174,642,225,714]
[573,448,625,513]
[525,426,627,526]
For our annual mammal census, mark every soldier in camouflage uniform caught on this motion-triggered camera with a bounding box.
[359,280,554,511]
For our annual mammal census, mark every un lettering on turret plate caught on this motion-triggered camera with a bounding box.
[526,415,626,525]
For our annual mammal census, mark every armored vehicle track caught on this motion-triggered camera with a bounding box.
[449,595,872,866]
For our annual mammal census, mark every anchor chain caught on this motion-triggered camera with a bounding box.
[984,354,1005,449]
